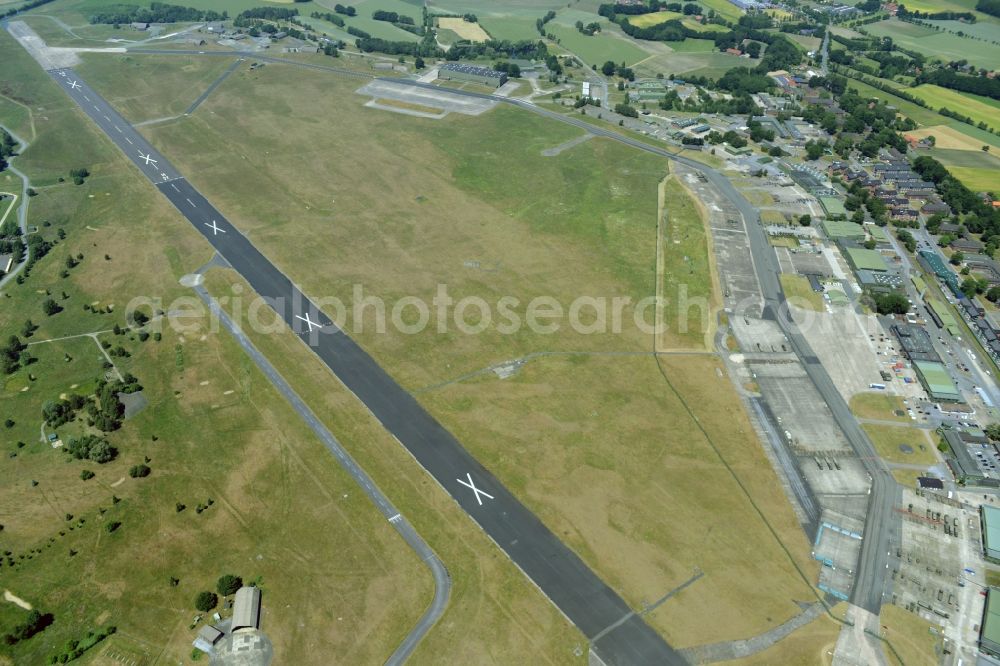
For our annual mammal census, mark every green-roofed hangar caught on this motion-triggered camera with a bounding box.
[821,220,865,241]
[982,587,1000,658]
[913,360,962,402]
[819,196,847,220]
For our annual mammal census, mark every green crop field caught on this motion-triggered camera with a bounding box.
[947,167,1000,193]
[863,19,1000,69]
[547,22,650,67]
[426,0,567,15]
[628,10,684,27]
[844,77,945,126]
[698,0,744,22]
[928,18,1000,41]
[478,16,538,41]
[634,48,742,79]
[909,84,1000,131]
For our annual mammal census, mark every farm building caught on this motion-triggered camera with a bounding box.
[232,586,262,632]
[193,625,224,654]
[913,360,961,402]
[982,587,1000,657]
[437,63,507,87]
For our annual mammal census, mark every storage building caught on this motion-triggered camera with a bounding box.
[232,586,261,632]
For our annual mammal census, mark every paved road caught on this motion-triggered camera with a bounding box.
[0,123,32,289]
[44,66,685,665]
[192,281,449,665]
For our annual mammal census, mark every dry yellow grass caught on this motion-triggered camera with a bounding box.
[907,125,988,151]
[881,604,941,666]
[849,392,909,423]
[438,17,491,42]
[729,603,844,665]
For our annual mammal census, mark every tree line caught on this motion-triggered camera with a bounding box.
[89,2,226,24]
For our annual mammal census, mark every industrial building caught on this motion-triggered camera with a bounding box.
[437,63,507,87]
[925,297,960,336]
[943,430,993,486]
[821,220,865,242]
[232,586,262,632]
[843,247,889,274]
[913,360,961,402]
[818,196,847,220]
[982,588,1000,657]
[891,324,938,362]
[984,506,1000,564]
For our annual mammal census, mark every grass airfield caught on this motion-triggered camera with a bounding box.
[73,50,832,650]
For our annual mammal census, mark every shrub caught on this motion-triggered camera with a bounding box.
[80,470,94,481]
[129,464,150,478]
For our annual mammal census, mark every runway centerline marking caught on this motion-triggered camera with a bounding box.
[186,198,196,207]
[457,473,494,506]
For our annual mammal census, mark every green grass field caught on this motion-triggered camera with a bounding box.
[547,22,650,66]
[863,19,1000,69]
[478,16,538,41]
[862,424,938,466]
[628,10,684,27]
[909,84,1000,132]
[946,167,1000,193]
[698,0,743,22]
[59,49,830,653]
[0,30,442,664]
[844,77,945,126]
[779,274,824,312]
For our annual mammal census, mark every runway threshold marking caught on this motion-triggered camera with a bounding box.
[389,514,402,524]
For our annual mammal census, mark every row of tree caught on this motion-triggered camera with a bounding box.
[89,1,225,25]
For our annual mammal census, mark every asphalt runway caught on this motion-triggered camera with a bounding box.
[46,67,685,665]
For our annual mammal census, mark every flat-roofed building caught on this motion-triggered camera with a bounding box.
[232,586,261,632]
[914,360,962,402]
[437,62,507,87]
[892,323,939,363]
[983,506,1000,564]
[192,624,223,654]
[982,587,1000,657]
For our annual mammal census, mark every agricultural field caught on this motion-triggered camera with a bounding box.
[862,19,1000,69]
[634,47,742,79]
[477,16,538,41]
[928,17,1000,41]
[946,166,1000,193]
[909,84,1000,132]
[66,49,828,652]
[546,21,650,67]
[698,0,744,23]
[438,17,491,42]
[628,10,684,28]
[907,125,1000,152]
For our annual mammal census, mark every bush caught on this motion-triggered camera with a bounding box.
[129,464,150,478]
[216,574,243,596]
[80,470,95,481]
[105,521,121,533]
[194,591,218,612]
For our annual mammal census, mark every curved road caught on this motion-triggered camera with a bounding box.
[0,123,32,289]
[193,282,450,665]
